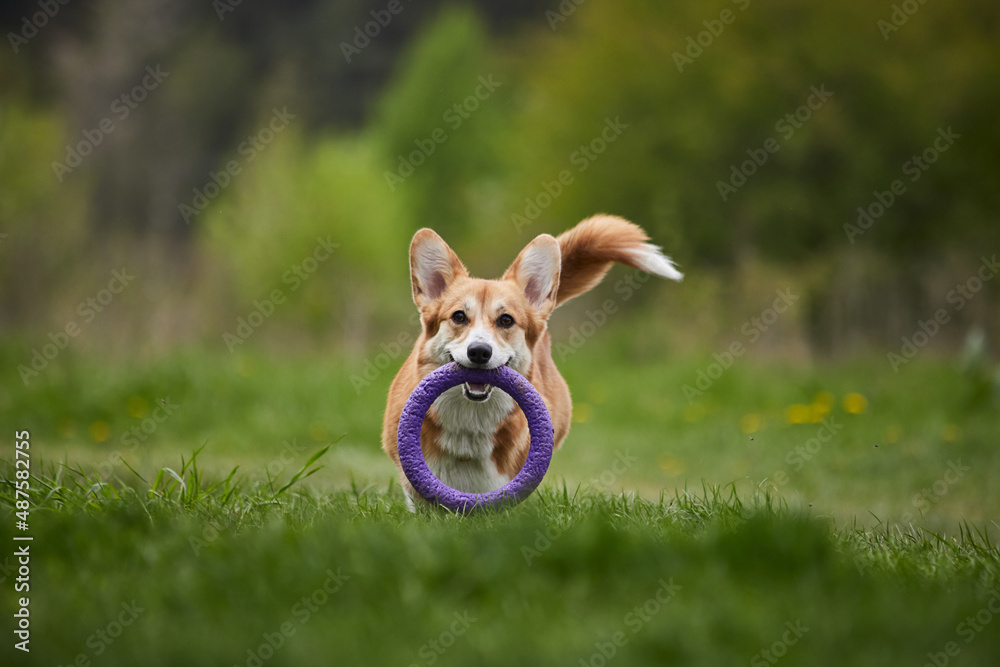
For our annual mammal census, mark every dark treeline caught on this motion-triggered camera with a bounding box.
[1,0,997,355]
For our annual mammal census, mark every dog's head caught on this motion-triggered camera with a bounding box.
[409,229,560,402]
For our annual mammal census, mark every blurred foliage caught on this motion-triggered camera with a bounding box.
[503,0,1000,264]
[373,6,511,242]
[0,0,997,352]
[203,129,411,339]
[0,100,89,326]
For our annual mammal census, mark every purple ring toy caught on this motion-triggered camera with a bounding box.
[397,362,554,513]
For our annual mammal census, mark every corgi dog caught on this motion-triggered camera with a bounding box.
[381,214,682,507]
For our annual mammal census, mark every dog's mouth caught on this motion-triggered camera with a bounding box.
[462,382,493,402]
[442,352,510,401]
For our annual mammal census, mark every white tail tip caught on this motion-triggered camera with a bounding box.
[629,243,684,281]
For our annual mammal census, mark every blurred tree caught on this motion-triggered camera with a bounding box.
[0,0,546,243]
[1,0,997,352]
[499,0,999,350]
[504,0,999,264]
[373,5,510,242]
[0,100,89,327]
[202,128,414,350]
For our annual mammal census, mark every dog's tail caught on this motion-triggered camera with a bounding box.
[554,214,682,307]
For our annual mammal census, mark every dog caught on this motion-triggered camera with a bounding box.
[381,214,682,507]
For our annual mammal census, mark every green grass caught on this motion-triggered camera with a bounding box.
[2,330,997,531]
[2,455,999,667]
[2,333,999,665]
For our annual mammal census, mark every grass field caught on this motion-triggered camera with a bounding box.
[2,332,1000,665]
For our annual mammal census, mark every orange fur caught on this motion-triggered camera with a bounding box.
[381,214,682,504]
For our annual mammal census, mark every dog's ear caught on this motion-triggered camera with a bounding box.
[503,234,561,316]
[409,229,468,309]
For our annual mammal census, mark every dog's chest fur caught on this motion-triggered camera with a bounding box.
[426,385,517,492]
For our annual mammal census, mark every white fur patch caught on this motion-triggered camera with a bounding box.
[428,456,510,494]
[627,243,684,281]
[428,384,517,492]
[448,326,512,370]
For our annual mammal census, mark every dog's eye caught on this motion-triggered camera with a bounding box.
[497,314,515,328]
[451,311,468,325]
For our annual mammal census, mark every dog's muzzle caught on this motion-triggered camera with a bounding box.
[462,382,493,402]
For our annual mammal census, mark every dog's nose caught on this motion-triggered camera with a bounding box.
[467,342,492,366]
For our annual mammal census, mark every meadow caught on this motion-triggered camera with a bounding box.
[2,324,999,666]
[3,0,999,664]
